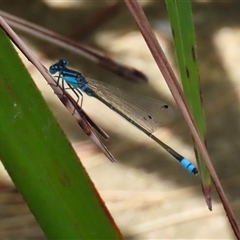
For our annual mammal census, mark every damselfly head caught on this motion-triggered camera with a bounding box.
[49,64,60,74]
[49,60,67,74]
[59,59,68,66]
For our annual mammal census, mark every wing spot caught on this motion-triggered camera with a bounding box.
[143,115,152,121]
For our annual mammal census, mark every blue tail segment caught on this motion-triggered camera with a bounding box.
[180,158,198,175]
[49,59,199,176]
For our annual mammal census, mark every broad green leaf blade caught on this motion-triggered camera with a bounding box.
[0,29,122,239]
[165,0,211,203]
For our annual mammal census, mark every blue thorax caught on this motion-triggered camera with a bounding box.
[61,68,93,96]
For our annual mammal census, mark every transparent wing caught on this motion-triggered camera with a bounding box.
[86,78,174,133]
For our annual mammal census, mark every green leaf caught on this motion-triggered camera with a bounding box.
[165,0,211,201]
[0,29,122,239]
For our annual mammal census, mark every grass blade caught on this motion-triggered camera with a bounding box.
[0,28,122,239]
[165,0,212,208]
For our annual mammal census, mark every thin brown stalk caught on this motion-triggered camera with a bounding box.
[0,10,147,83]
[0,15,116,163]
[124,0,240,238]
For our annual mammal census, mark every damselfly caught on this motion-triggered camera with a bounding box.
[49,59,198,175]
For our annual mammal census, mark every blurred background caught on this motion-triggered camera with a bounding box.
[1,0,240,239]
